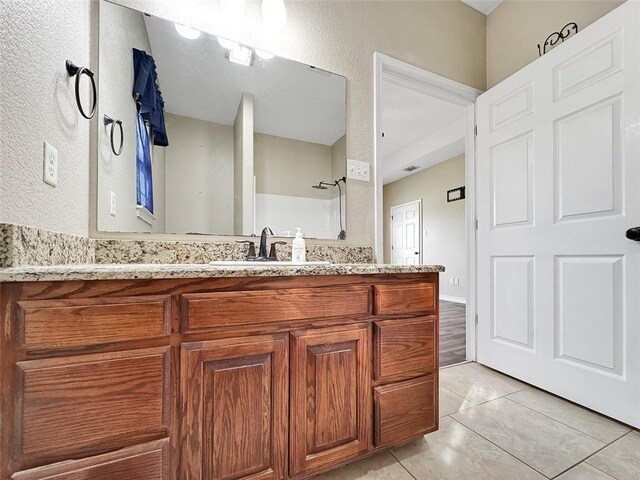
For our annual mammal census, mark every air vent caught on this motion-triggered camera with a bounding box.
[402,165,420,172]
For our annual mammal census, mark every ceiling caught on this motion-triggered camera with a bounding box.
[381,78,466,184]
[460,0,503,15]
[144,15,346,146]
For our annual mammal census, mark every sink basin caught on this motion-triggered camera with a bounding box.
[209,261,331,266]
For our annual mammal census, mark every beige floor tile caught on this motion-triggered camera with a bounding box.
[508,388,631,443]
[440,362,528,404]
[556,463,617,480]
[439,387,476,417]
[391,417,545,480]
[452,397,604,478]
[587,431,640,480]
[314,451,413,480]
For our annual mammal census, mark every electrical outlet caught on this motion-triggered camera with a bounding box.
[455,278,460,286]
[43,142,58,186]
[110,191,117,216]
[449,278,454,286]
[347,159,370,182]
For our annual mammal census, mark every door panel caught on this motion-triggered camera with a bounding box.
[181,335,288,480]
[391,201,421,265]
[476,1,640,426]
[290,324,371,477]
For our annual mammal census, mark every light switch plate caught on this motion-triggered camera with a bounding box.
[347,159,370,182]
[43,141,58,187]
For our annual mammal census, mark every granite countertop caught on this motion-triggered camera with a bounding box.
[0,263,445,282]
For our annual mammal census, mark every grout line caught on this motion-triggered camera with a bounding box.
[583,461,623,480]
[550,437,623,480]
[388,449,418,480]
[448,416,553,479]
[501,396,620,445]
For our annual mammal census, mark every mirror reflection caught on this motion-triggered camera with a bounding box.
[97,1,347,239]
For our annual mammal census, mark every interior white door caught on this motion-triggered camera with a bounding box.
[476,1,640,426]
[391,200,421,265]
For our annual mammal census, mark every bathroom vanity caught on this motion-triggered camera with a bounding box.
[0,264,442,480]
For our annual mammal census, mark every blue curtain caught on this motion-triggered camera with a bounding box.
[132,48,168,147]
[136,112,154,214]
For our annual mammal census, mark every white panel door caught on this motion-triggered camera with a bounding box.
[476,1,640,426]
[391,200,421,265]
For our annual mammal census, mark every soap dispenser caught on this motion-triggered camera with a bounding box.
[292,228,306,263]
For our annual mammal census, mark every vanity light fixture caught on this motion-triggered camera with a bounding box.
[218,36,240,51]
[175,23,201,40]
[255,49,275,60]
[228,45,253,66]
[262,0,287,33]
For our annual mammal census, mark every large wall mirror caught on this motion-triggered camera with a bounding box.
[97,1,347,239]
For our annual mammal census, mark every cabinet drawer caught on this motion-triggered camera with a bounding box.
[374,375,437,447]
[15,296,171,351]
[373,283,435,315]
[374,316,436,381]
[182,286,371,333]
[15,347,170,463]
[11,439,170,480]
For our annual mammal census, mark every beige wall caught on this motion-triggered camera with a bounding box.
[0,0,486,244]
[254,134,333,199]
[487,0,622,88]
[384,155,466,299]
[164,113,234,235]
[233,93,254,235]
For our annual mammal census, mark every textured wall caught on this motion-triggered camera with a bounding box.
[487,0,623,88]
[0,0,93,236]
[384,155,466,299]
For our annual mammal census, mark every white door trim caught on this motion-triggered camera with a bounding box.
[390,199,423,265]
[373,52,483,360]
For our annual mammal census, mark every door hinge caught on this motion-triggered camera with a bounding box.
[475,314,478,325]
[474,125,478,136]
[475,219,478,230]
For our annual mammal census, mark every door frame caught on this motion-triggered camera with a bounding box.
[373,52,483,361]
[390,199,423,265]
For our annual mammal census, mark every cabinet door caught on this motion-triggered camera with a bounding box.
[181,334,288,480]
[290,324,371,477]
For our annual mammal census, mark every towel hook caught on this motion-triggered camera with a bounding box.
[66,60,97,119]
[103,115,124,156]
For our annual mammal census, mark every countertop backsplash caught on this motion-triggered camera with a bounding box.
[0,223,374,267]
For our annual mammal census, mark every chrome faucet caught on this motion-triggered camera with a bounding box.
[258,227,274,260]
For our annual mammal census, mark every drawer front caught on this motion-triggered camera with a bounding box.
[16,296,171,351]
[373,283,435,316]
[374,375,437,447]
[11,439,170,480]
[15,347,170,463]
[374,316,436,381]
[182,286,371,333]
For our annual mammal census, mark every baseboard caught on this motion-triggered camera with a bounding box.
[440,294,466,304]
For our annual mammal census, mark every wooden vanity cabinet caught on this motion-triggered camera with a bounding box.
[0,273,439,480]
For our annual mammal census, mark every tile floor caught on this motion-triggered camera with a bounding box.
[317,362,638,480]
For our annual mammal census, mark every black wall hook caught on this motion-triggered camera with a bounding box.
[104,115,124,156]
[66,60,97,119]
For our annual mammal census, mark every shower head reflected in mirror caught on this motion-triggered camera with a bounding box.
[311,177,347,239]
[312,181,331,190]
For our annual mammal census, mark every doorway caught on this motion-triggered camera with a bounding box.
[374,53,481,365]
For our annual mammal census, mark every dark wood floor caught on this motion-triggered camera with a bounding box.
[439,300,466,367]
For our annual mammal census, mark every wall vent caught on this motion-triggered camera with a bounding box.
[402,165,420,172]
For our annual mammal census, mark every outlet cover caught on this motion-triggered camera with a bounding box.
[43,141,58,187]
[347,159,370,182]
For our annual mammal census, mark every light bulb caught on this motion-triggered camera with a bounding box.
[262,0,287,33]
[255,49,275,60]
[218,36,240,51]
[175,23,201,40]
[219,0,245,21]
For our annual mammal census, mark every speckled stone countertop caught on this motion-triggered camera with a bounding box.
[0,263,445,282]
